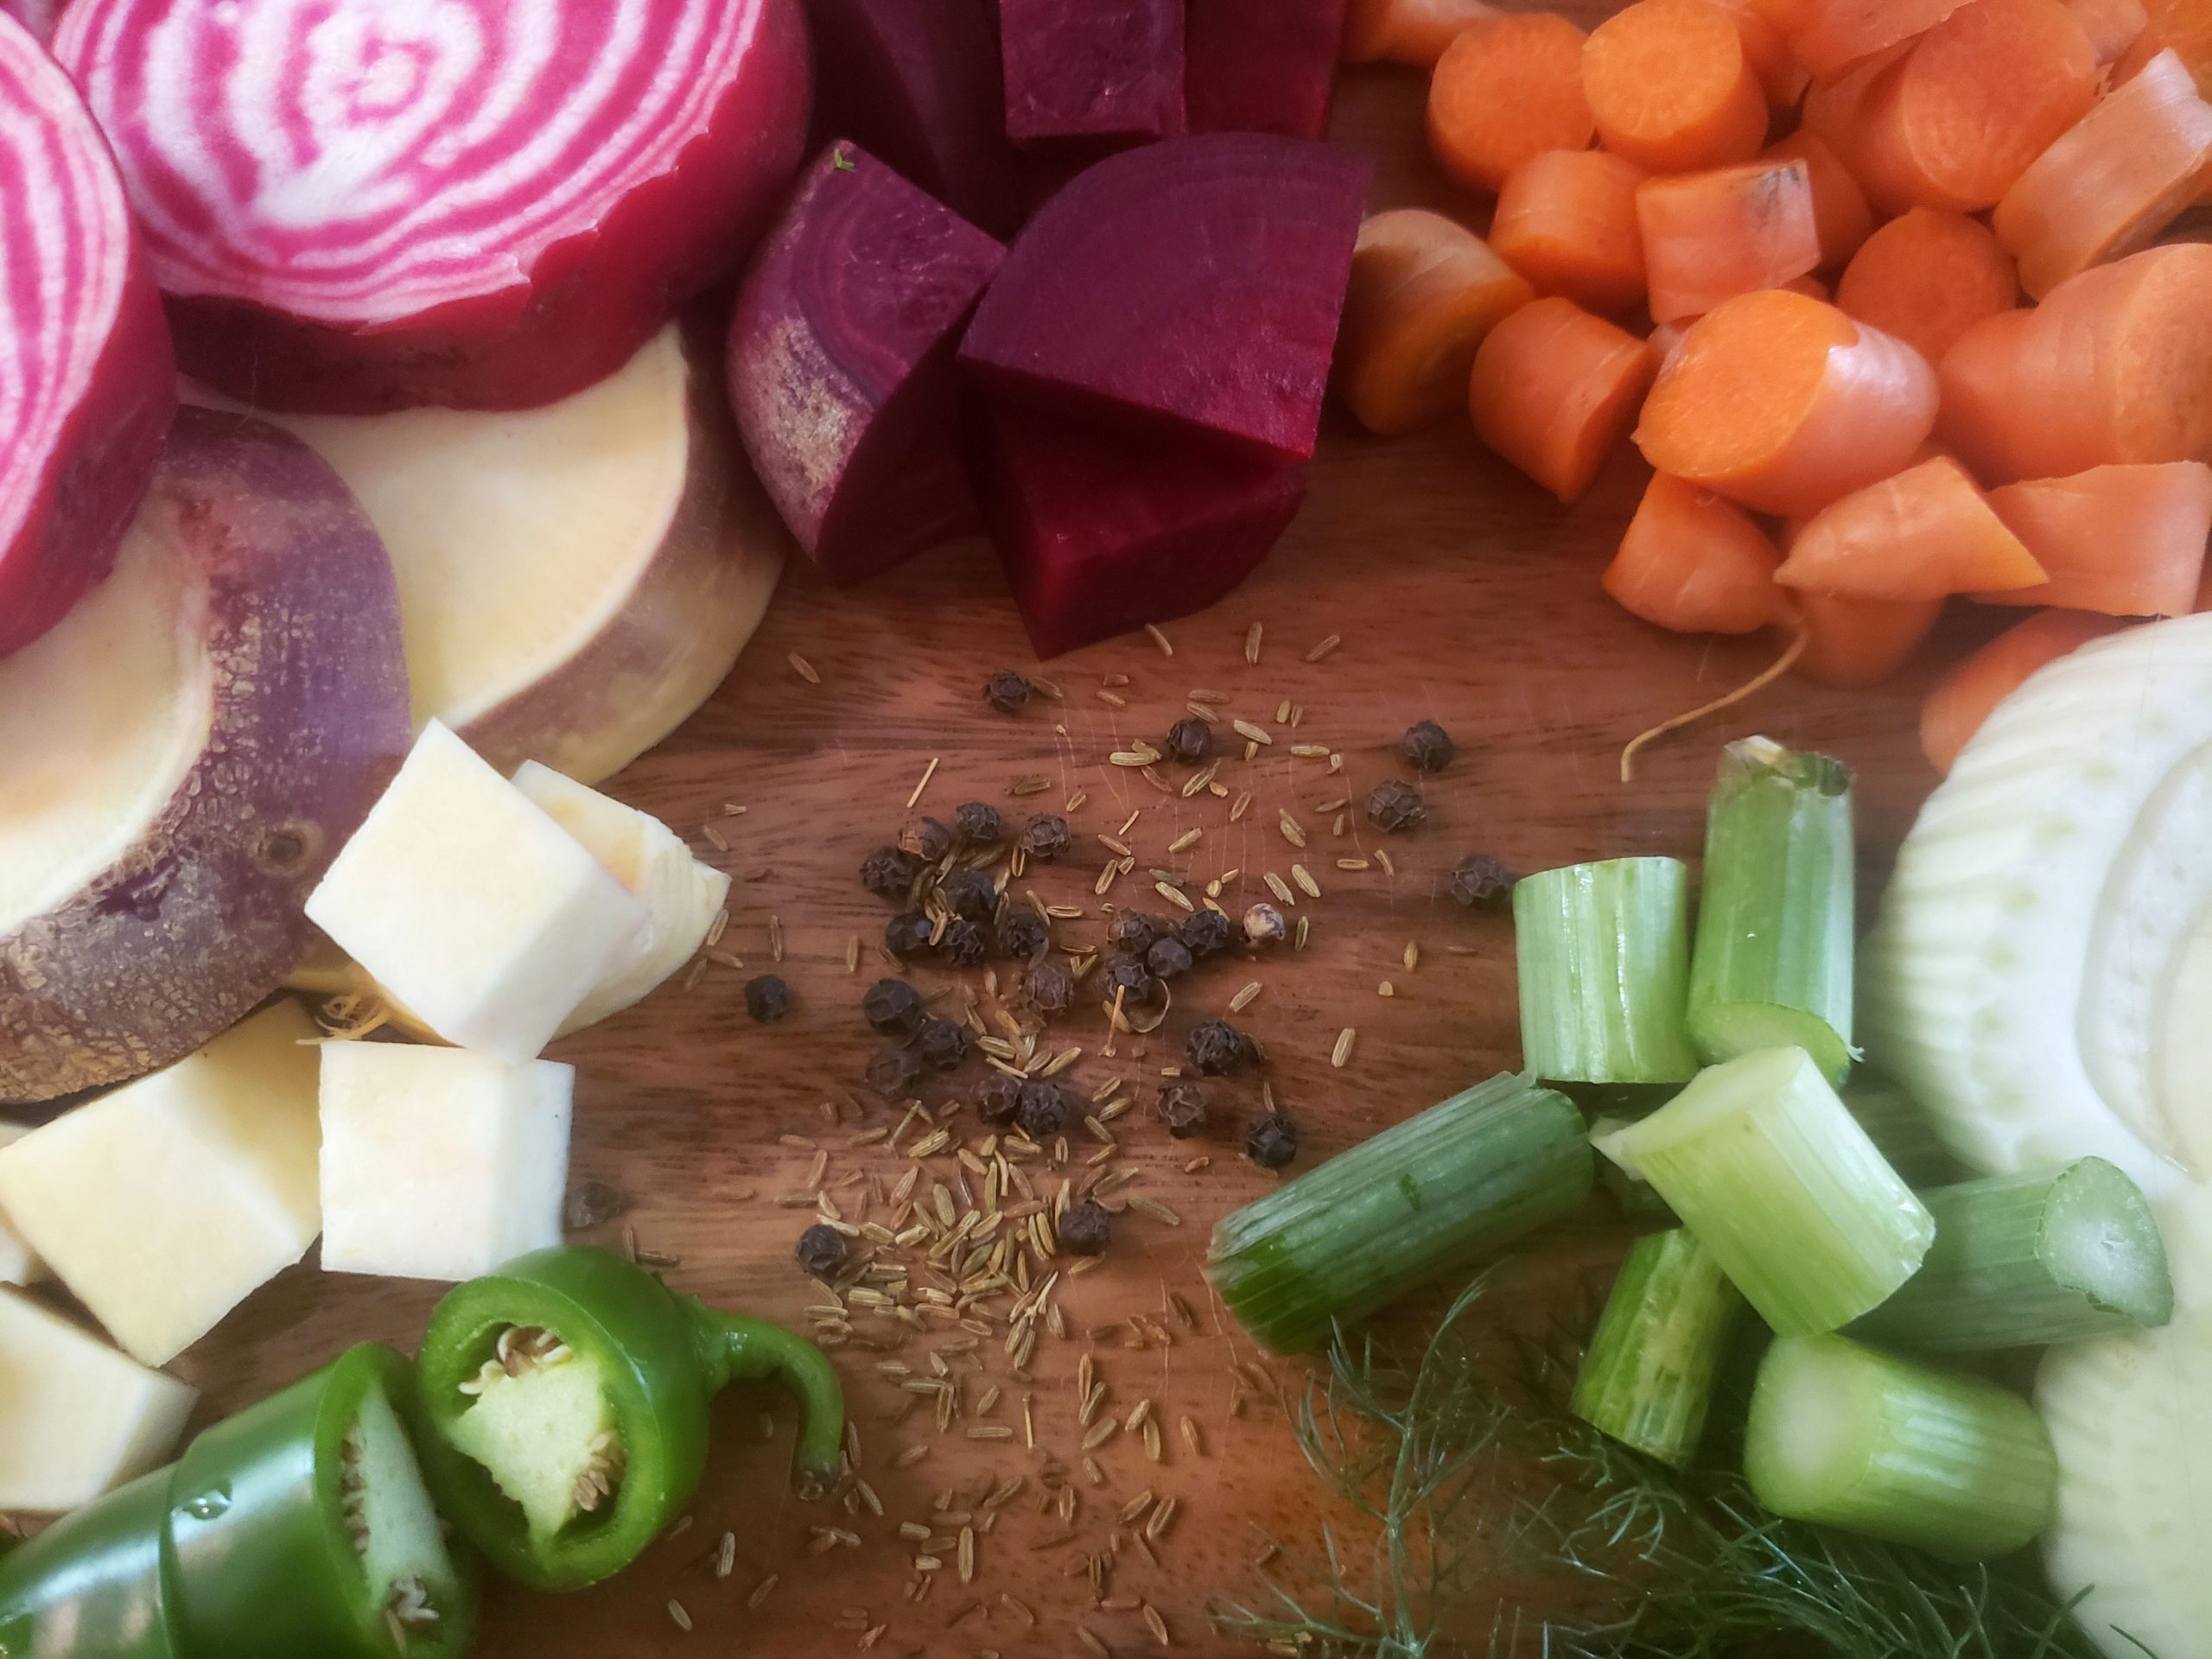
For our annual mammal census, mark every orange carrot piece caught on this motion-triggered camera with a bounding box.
[1638,289,1937,514]
[1844,0,2101,213]
[1344,0,1502,64]
[1636,161,1821,322]
[1978,461,2212,613]
[1605,472,1791,632]
[1490,149,1649,313]
[2141,0,2212,89]
[1649,319,1691,367]
[1468,296,1658,500]
[1937,242,2212,480]
[1782,273,1832,300]
[1791,591,1947,685]
[1712,0,1815,102]
[1761,131,1876,269]
[1776,455,2047,598]
[2067,0,2150,61]
[1921,609,2127,771]
[1787,0,1969,80]
[1335,209,1536,436]
[1835,209,2017,363]
[1993,51,2212,298]
[2197,550,2212,610]
[1427,15,1593,193]
[1584,0,1772,171]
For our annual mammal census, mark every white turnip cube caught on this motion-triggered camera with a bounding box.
[0,1288,196,1511]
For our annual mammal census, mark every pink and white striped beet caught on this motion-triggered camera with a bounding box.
[0,9,175,657]
[1,0,65,40]
[55,0,810,412]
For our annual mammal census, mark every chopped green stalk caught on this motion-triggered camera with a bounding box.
[1851,1158,2173,1351]
[1514,857,1699,1084]
[1687,738,1856,1083]
[1588,1114,1677,1224]
[1593,1046,1934,1336]
[1572,1230,1742,1465]
[1207,1073,1593,1353]
[1745,1333,2057,1562]
[1840,1076,1963,1188]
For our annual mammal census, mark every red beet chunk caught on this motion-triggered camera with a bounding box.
[959,134,1372,464]
[2,0,64,40]
[729,145,1006,582]
[975,409,1307,658]
[1185,0,1349,139]
[999,0,1187,152]
[809,0,1036,239]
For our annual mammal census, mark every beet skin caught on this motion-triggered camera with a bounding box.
[998,0,1187,153]
[1185,0,1350,139]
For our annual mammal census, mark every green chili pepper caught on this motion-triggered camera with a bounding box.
[411,1246,845,1592]
[0,1344,476,1659]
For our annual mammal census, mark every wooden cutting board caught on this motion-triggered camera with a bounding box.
[177,54,1969,1659]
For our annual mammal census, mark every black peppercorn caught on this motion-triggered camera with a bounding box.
[861,977,924,1037]
[744,975,791,1022]
[885,910,935,957]
[1400,720,1457,773]
[940,868,999,924]
[1016,1078,1071,1140]
[1186,1017,1252,1075]
[995,906,1050,961]
[954,800,1003,846]
[985,669,1032,714]
[866,1046,923,1097]
[1179,907,1231,959]
[1366,779,1427,833]
[1243,902,1287,945]
[1159,1080,1208,1138]
[1161,716,1213,766]
[861,843,921,901]
[975,1073,1023,1126]
[1146,936,1193,980]
[936,917,988,969]
[1107,912,1161,953]
[796,1223,849,1279]
[1018,813,1071,861]
[914,1015,969,1071]
[1246,1111,1300,1169]
[1101,952,1158,1008]
[1448,854,1516,911]
[899,815,954,863]
[1058,1199,1112,1256]
[1026,957,1076,1014]
[563,1179,628,1230]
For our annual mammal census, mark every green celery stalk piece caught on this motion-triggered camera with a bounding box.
[1572,1229,1742,1465]
[1515,857,1700,1085]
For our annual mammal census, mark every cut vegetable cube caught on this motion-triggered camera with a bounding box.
[0,1288,194,1511]
[0,1123,39,1284]
[0,1000,322,1365]
[1514,858,1700,1084]
[1185,0,1347,138]
[999,0,1186,151]
[320,1045,571,1284]
[1470,297,1658,502]
[304,721,649,1064]
[1572,1229,1743,1465]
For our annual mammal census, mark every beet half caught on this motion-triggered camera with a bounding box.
[55,0,811,411]
[1,0,62,38]
[998,0,1187,153]
[1185,0,1350,140]
[959,134,1372,464]
[730,145,1006,582]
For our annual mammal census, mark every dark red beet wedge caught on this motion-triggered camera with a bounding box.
[999,0,1186,153]
[729,145,1006,582]
[959,134,1372,464]
[1185,0,1349,139]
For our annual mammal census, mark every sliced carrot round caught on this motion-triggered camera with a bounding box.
[1980,461,2212,614]
[1605,472,1789,632]
[1427,15,1593,193]
[1584,0,1770,171]
[1921,609,2127,772]
[1469,296,1657,500]
[2066,0,2150,65]
[1761,130,1875,268]
[1791,591,1947,688]
[1635,159,1821,323]
[1836,208,2017,364]
[1344,0,1504,65]
[2144,0,2212,90]
[1490,149,1648,313]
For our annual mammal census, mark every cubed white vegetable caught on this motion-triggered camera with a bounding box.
[303,721,648,1063]
[0,1123,42,1285]
[320,1043,572,1282]
[0,1000,322,1367]
[0,1288,196,1511]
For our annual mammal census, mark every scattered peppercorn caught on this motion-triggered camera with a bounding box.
[1187,1017,1252,1075]
[563,1179,628,1230]
[1018,813,1071,860]
[936,917,988,969]
[1107,912,1162,953]
[985,669,1032,714]
[861,844,921,901]
[744,975,791,1022]
[996,906,1050,961]
[1026,957,1076,1014]
[1058,1199,1112,1256]
[1448,854,1516,911]
[1101,952,1159,1008]
[884,911,935,957]
[861,977,924,1037]
[796,1224,849,1280]
[1179,907,1231,958]
[1161,716,1213,766]
[1366,779,1428,833]
[1160,1081,1209,1138]
[899,816,954,863]
[1243,902,1287,945]
[939,868,998,923]
[914,1015,969,1071]
[1246,1110,1300,1169]
[1146,936,1193,980]
[975,1073,1023,1126]
[866,1046,923,1097]
[1400,720,1456,773]
[954,800,1003,846]
[1016,1078,1071,1140]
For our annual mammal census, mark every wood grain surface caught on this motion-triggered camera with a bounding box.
[164,59,1976,1659]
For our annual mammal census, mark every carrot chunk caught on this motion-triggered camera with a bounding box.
[1605,472,1790,632]
[1637,288,1937,514]
[1979,462,2212,614]
[2141,0,2212,89]
[1344,0,1500,64]
[1490,149,1649,313]
[1761,131,1875,268]
[1937,242,2212,480]
[1584,0,1771,171]
[1712,0,1814,102]
[1336,209,1535,436]
[1792,591,1947,686]
[2067,0,2150,62]
[1993,50,2212,298]
[1468,296,1657,500]
[1427,15,1593,193]
[1835,209,2017,364]
[1787,0,1969,80]
[1921,609,2128,772]
[1636,160,1821,323]
[1776,455,2047,599]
